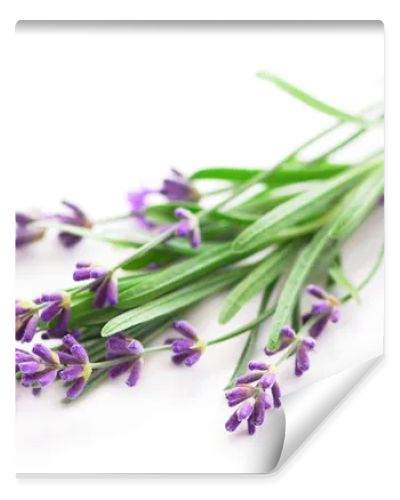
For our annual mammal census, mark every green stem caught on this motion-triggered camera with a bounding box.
[90,344,170,369]
[206,305,276,347]
[94,213,132,225]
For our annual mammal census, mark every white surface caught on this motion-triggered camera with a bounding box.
[13,21,386,475]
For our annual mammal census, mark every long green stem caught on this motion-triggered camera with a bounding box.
[90,344,170,369]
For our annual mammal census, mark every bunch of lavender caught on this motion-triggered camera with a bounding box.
[16,73,384,436]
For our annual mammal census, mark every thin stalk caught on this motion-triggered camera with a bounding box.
[94,213,132,225]
[90,344,170,369]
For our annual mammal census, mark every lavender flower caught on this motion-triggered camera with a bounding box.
[264,325,296,355]
[15,300,39,343]
[73,262,118,308]
[16,212,46,248]
[160,169,200,202]
[266,325,316,377]
[15,334,92,399]
[225,362,281,435]
[36,292,71,334]
[59,334,93,399]
[303,284,340,338]
[106,334,144,387]
[294,337,316,376]
[166,320,205,366]
[174,208,201,248]
[16,345,59,395]
[127,189,159,230]
[53,200,92,248]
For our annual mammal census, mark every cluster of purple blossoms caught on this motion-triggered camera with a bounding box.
[303,284,340,338]
[265,325,316,377]
[35,291,71,334]
[16,201,91,249]
[174,207,201,248]
[225,362,281,435]
[16,213,46,248]
[73,262,118,308]
[166,320,205,366]
[263,285,340,376]
[127,189,159,230]
[15,334,92,399]
[127,169,200,231]
[15,300,39,343]
[106,334,144,387]
[53,200,93,248]
[160,169,200,202]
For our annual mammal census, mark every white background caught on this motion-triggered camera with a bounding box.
[2,1,400,499]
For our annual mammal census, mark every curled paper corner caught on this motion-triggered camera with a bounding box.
[265,355,382,473]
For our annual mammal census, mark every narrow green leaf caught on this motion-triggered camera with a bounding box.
[102,267,250,336]
[265,168,382,351]
[329,166,384,241]
[329,264,360,304]
[341,246,384,303]
[191,167,262,183]
[118,243,241,308]
[224,283,276,390]
[33,221,138,248]
[219,241,300,324]
[257,72,367,124]
[190,162,350,186]
[266,223,334,351]
[236,185,305,213]
[232,157,381,254]
[120,247,177,271]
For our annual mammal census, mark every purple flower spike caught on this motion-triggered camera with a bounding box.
[306,284,327,299]
[224,363,279,435]
[128,189,158,214]
[174,207,201,248]
[304,284,341,338]
[15,300,40,343]
[16,212,46,248]
[271,382,282,408]
[106,334,143,356]
[248,361,269,371]
[126,359,143,387]
[236,372,264,385]
[53,200,92,248]
[66,377,87,400]
[59,334,92,399]
[160,169,200,202]
[106,334,144,388]
[166,320,204,367]
[72,262,118,308]
[225,412,242,432]
[295,337,316,377]
[127,189,159,230]
[38,291,71,334]
[225,386,255,406]
[265,325,296,355]
[172,320,198,341]
[15,336,91,399]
